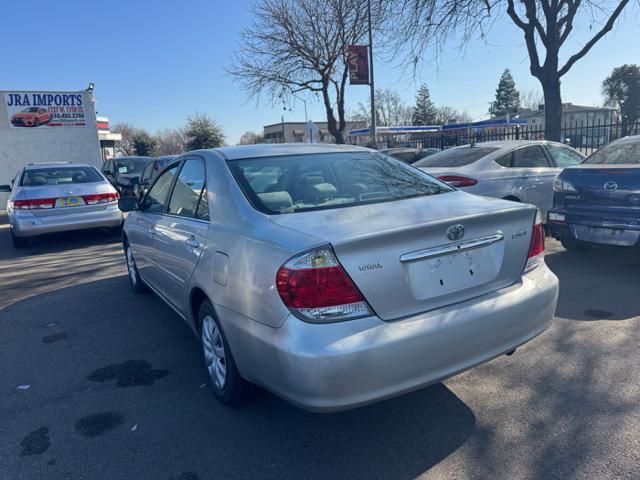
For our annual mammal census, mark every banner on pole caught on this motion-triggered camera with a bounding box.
[347,45,369,85]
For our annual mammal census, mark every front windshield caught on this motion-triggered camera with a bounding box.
[584,140,640,165]
[228,151,454,214]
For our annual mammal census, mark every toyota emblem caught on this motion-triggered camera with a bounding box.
[446,224,465,241]
[604,181,618,191]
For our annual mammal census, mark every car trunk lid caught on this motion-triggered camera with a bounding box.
[15,183,116,216]
[561,165,640,212]
[270,191,537,320]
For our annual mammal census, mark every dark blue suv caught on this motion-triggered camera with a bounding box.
[548,135,640,251]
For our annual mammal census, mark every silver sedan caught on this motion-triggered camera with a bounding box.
[1,162,123,248]
[415,140,585,220]
[119,144,558,412]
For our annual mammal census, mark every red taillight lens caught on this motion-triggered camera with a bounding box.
[276,266,363,308]
[12,198,56,210]
[276,247,372,322]
[82,192,119,205]
[524,211,545,272]
[437,175,478,187]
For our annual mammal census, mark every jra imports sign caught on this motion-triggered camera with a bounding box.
[4,92,87,128]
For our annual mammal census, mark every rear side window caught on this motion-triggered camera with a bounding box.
[513,146,550,168]
[547,145,584,167]
[115,158,150,174]
[414,147,499,167]
[21,167,103,186]
[495,153,512,167]
[584,141,640,165]
[167,159,207,219]
[143,164,179,214]
[228,151,453,214]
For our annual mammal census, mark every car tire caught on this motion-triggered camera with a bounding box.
[11,230,28,249]
[34,118,40,127]
[199,300,256,406]
[561,237,591,252]
[124,241,149,293]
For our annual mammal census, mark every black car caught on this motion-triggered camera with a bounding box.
[102,156,152,197]
[380,148,439,164]
[133,155,179,199]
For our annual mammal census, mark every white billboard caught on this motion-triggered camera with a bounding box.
[4,92,87,128]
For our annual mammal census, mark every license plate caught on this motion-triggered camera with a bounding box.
[406,246,502,300]
[572,225,639,246]
[58,196,82,207]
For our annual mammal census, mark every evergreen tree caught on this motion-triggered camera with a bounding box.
[184,113,225,150]
[489,69,521,117]
[411,84,437,125]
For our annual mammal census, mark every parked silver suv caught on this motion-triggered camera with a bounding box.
[119,145,558,412]
[1,162,122,248]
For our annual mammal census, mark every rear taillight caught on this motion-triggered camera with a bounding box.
[524,210,545,272]
[437,175,478,187]
[82,192,119,205]
[12,198,56,210]
[276,246,372,323]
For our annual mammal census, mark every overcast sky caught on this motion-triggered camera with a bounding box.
[2,0,638,143]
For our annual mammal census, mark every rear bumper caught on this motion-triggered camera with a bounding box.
[548,208,640,246]
[11,204,123,237]
[221,263,558,412]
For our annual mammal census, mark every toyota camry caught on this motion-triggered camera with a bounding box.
[118,144,558,412]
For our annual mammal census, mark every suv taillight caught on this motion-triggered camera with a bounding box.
[276,246,372,323]
[437,175,478,187]
[524,210,545,272]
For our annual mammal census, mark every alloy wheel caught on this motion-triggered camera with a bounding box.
[201,315,227,389]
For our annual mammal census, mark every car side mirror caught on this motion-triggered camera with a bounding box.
[0,184,11,193]
[118,197,139,212]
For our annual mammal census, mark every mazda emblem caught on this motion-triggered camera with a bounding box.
[446,224,465,241]
[604,181,618,191]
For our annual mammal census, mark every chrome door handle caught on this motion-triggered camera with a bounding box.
[186,238,200,248]
[147,228,157,235]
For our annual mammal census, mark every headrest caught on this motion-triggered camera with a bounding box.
[30,175,47,186]
[258,191,293,212]
[72,173,85,182]
[305,182,337,201]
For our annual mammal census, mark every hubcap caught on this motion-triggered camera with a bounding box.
[126,246,137,285]
[202,315,227,389]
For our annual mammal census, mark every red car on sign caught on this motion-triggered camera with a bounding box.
[10,107,51,127]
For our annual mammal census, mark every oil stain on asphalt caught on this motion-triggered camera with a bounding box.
[42,332,68,343]
[19,427,50,456]
[87,359,169,388]
[75,412,124,438]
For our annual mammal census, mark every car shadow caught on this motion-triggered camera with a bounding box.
[545,243,640,321]
[0,213,121,262]
[1,275,475,480]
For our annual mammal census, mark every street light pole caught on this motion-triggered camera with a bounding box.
[367,0,376,148]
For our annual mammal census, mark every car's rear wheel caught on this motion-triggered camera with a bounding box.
[11,230,28,249]
[124,242,148,293]
[34,118,40,127]
[199,300,256,406]
[561,237,591,252]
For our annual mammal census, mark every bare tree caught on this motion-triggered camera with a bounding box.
[229,0,379,144]
[155,128,186,156]
[352,88,413,126]
[520,87,544,111]
[112,123,138,156]
[388,0,632,141]
[238,131,265,145]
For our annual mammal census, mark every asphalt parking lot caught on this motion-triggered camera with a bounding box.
[1,213,639,480]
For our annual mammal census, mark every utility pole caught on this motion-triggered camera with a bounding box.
[367,0,376,148]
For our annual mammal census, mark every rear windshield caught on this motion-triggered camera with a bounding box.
[228,152,453,214]
[115,158,150,174]
[21,167,103,186]
[414,146,499,167]
[584,140,640,165]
